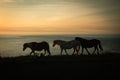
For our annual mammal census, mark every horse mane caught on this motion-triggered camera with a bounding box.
[30,42,37,44]
[76,37,98,41]
[75,37,85,40]
[54,40,66,43]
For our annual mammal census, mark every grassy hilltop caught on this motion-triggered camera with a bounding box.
[0,52,120,79]
[0,52,120,64]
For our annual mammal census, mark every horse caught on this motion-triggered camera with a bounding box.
[53,40,81,55]
[75,37,103,55]
[23,41,51,56]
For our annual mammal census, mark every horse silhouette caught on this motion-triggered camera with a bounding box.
[75,37,103,55]
[53,40,80,55]
[23,41,51,56]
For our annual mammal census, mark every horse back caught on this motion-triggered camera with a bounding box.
[31,41,49,51]
[38,41,49,48]
[90,39,100,44]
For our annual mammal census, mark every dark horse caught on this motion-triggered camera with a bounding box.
[23,41,51,56]
[75,37,103,55]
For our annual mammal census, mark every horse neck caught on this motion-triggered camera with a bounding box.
[80,38,88,42]
[57,40,66,46]
[26,43,33,49]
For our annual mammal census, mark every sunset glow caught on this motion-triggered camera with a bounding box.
[0,0,120,35]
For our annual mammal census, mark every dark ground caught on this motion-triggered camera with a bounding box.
[0,53,120,79]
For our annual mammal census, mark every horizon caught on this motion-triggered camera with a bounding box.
[0,33,120,36]
[0,0,120,35]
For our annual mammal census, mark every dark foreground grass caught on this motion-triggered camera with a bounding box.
[0,52,120,79]
[0,53,120,64]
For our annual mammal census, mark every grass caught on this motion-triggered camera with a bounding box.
[0,52,120,64]
[0,52,119,79]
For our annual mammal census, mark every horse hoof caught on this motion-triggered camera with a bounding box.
[40,53,44,57]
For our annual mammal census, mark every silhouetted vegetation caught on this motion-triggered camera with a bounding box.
[0,52,119,79]
[0,52,120,64]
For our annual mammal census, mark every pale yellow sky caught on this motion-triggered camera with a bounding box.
[0,0,120,35]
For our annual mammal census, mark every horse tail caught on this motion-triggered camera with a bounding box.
[98,41,103,51]
[48,47,51,56]
[47,43,51,56]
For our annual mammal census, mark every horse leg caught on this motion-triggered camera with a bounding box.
[30,50,35,56]
[85,48,90,55]
[65,49,68,55]
[46,49,51,56]
[60,49,63,55]
[72,48,75,55]
[81,47,84,55]
[33,51,36,56]
[96,47,99,55]
[92,47,97,54]
[30,51,33,56]
[44,49,46,56]
[76,46,80,55]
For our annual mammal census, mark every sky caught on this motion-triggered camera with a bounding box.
[0,0,120,35]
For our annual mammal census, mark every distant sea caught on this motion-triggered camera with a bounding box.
[0,34,120,57]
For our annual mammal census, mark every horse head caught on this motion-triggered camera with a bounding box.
[53,40,57,47]
[23,43,28,51]
[53,40,62,47]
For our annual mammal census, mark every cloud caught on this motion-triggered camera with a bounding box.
[0,0,120,34]
[74,0,120,24]
[1,0,120,23]
[0,0,16,3]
